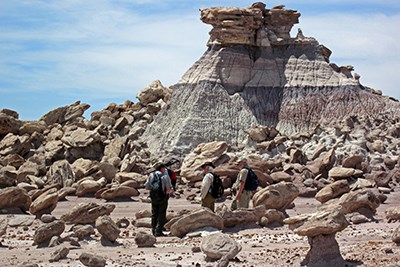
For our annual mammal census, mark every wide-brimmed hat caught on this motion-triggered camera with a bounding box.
[200,162,215,169]
[153,162,166,171]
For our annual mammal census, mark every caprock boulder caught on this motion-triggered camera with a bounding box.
[142,2,399,155]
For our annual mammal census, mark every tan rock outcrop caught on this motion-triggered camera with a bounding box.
[60,202,115,224]
[170,208,224,238]
[200,232,242,260]
[0,187,31,211]
[33,220,65,245]
[252,181,299,210]
[180,141,229,181]
[95,215,120,243]
[29,187,59,216]
[315,180,350,203]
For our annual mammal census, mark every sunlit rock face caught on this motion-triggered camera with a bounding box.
[142,2,400,155]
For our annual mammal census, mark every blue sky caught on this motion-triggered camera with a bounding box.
[1,0,399,120]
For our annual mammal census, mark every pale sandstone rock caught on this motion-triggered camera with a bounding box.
[19,121,46,135]
[134,231,156,247]
[29,187,59,216]
[135,217,152,228]
[60,202,115,224]
[95,215,120,243]
[321,189,380,216]
[0,165,17,187]
[136,80,168,106]
[100,185,139,200]
[79,252,106,267]
[76,179,103,197]
[0,187,31,211]
[328,167,363,180]
[135,209,152,219]
[180,141,229,181]
[259,209,286,226]
[39,101,89,126]
[385,207,400,222]
[200,232,242,260]
[33,220,65,245]
[170,208,224,238]
[0,134,31,157]
[0,112,21,135]
[71,224,95,240]
[270,171,292,183]
[252,182,299,210]
[315,180,350,203]
[284,208,348,237]
[49,246,69,262]
[113,172,146,187]
[46,160,75,187]
[216,204,265,228]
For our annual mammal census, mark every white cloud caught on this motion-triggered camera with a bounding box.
[295,12,400,99]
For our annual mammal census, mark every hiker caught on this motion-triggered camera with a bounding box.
[231,158,259,210]
[144,162,172,237]
[200,162,217,212]
[164,158,180,191]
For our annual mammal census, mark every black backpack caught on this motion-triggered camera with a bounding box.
[149,172,166,201]
[243,167,259,191]
[209,172,224,198]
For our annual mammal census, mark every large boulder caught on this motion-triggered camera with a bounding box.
[0,111,21,136]
[170,208,224,238]
[39,101,89,126]
[100,185,139,200]
[134,231,156,247]
[46,160,75,187]
[315,180,350,203]
[60,202,115,224]
[385,207,400,222]
[216,204,265,228]
[33,220,65,245]
[200,232,241,260]
[29,187,59,216]
[284,208,349,267]
[0,187,31,211]
[252,181,299,210]
[136,80,168,106]
[95,215,120,243]
[79,252,106,267]
[180,141,229,182]
[284,208,349,237]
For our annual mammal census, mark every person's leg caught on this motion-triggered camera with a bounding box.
[155,197,168,235]
[151,200,160,235]
[230,199,238,210]
[201,193,215,212]
[237,190,253,209]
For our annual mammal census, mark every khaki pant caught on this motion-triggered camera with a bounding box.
[201,192,215,212]
[231,190,254,210]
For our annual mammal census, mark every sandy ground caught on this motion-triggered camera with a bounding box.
[0,188,399,267]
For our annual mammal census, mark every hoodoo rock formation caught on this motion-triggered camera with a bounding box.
[142,2,400,155]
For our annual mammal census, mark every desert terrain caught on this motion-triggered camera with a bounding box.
[0,186,399,267]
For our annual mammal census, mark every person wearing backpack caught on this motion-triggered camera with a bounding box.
[200,162,217,212]
[144,162,172,237]
[231,158,259,210]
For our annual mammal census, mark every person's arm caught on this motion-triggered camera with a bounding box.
[144,173,153,190]
[163,173,172,194]
[235,169,248,200]
[200,173,213,199]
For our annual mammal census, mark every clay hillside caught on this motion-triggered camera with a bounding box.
[0,2,399,267]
